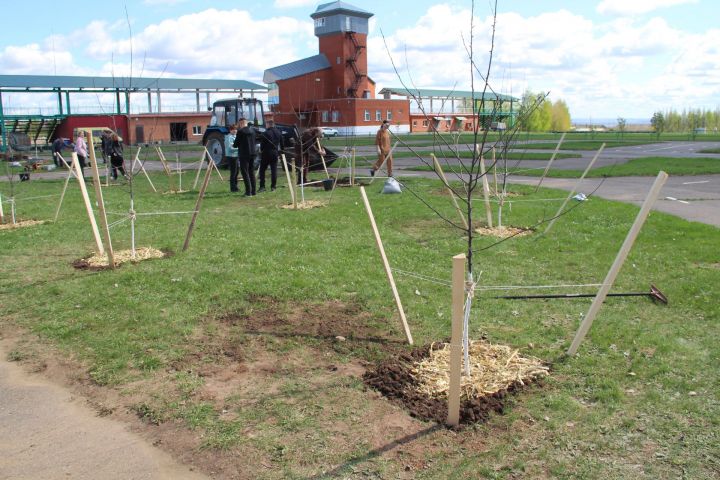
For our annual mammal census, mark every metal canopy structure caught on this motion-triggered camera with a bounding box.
[379,87,520,128]
[0,75,267,152]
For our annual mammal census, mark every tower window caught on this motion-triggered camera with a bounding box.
[345,16,351,30]
[315,18,325,28]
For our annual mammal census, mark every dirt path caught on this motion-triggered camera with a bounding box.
[0,341,208,480]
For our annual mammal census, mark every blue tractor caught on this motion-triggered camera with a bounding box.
[201,98,337,169]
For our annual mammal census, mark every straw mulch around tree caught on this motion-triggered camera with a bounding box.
[0,220,44,230]
[280,200,325,210]
[364,339,549,426]
[75,247,166,269]
[474,226,533,238]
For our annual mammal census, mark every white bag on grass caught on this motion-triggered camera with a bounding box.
[382,177,402,194]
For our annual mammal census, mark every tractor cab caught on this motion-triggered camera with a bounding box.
[202,98,265,166]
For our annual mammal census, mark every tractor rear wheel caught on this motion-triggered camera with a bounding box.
[204,132,226,167]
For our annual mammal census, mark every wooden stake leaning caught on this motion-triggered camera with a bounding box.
[280,153,297,209]
[72,153,104,255]
[492,147,498,196]
[567,171,668,356]
[447,253,466,427]
[182,155,213,252]
[88,133,115,269]
[479,155,493,228]
[204,147,225,182]
[431,153,469,230]
[0,192,4,224]
[155,146,173,175]
[544,143,606,234]
[316,138,330,179]
[535,132,567,192]
[130,147,157,193]
[360,186,413,345]
[351,147,356,186]
[54,154,77,222]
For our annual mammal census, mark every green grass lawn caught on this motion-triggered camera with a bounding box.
[508,156,720,177]
[1,171,718,478]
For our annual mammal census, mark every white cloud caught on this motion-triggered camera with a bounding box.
[82,9,314,83]
[368,3,719,118]
[596,0,698,16]
[273,0,317,8]
[0,43,76,75]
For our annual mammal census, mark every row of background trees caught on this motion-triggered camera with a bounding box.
[513,92,718,135]
[651,108,720,134]
[516,91,571,132]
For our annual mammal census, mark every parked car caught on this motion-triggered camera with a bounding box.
[320,127,339,137]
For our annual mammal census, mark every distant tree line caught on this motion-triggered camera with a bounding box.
[517,91,571,132]
[651,108,720,134]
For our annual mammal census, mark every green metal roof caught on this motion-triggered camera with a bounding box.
[379,87,518,102]
[0,75,266,92]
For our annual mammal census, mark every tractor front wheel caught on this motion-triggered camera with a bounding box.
[204,132,226,167]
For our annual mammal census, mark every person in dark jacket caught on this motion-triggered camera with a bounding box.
[100,130,113,164]
[51,137,72,167]
[258,119,284,192]
[294,127,324,184]
[109,133,127,180]
[233,118,257,196]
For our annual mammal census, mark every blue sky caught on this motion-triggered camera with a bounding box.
[1,0,718,121]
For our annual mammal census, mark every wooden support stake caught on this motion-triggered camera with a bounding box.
[535,132,567,192]
[155,146,172,175]
[72,153,104,255]
[544,143,606,234]
[88,133,115,269]
[203,147,225,182]
[360,186,413,345]
[182,155,214,252]
[54,154,77,222]
[479,155,494,228]
[280,153,297,209]
[431,153,469,230]
[316,138,330,179]
[0,192,4,224]
[192,150,206,190]
[492,147,498,196]
[369,141,398,184]
[447,253,466,427]
[131,148,157,193]
[351,147,356,186]
[567,171,668,356]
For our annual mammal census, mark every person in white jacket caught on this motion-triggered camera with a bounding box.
[73,131,88,176]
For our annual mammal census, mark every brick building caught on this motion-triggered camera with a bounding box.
[264,1,410,135]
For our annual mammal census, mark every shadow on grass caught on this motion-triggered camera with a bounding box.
[310,424,443,479]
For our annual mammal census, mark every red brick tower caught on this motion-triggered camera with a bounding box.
[311,2,374,99]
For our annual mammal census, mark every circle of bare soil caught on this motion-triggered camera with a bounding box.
[363,343,543,427]
[73,247,174,270]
